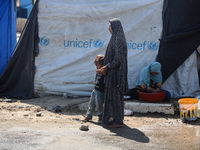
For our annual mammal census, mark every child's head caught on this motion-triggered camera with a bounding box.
[94,54,104,69]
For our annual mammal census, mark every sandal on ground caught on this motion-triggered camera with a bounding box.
[83,117,92,122]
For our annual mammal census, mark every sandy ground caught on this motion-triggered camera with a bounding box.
[0,95,200,150]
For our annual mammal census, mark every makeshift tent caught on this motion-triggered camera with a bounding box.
[157,0,200,97]
[35,0,163,97]
[0,0,39,98]
[17,0,33,18]
[0,0,17,75]
[0,0,200,99]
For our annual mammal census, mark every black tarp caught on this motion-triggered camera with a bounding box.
[0,0,39,98]
[157,0,200,82]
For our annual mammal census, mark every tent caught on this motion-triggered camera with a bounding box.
[0,0,200,99]
[0,0,17,75]
[17,0,33,18]
[0,0,39,98]
[157,0,200,97]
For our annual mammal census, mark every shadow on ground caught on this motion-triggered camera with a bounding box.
[102,124,149,143]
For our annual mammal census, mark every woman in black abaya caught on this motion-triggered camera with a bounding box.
[100,18,128,128]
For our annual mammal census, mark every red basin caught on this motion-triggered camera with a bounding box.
[137,90,166,102]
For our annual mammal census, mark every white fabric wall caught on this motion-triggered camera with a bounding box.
[34,0,164,96]
[162,51,200,98]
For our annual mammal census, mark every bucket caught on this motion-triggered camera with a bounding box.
[178,98,198,121]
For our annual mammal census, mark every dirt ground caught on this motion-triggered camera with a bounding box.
[0,95,200,150]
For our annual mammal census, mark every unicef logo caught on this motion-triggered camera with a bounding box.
[40,36,50,46]
[147,41,158,51]
[64,39,104,49]
[93,39,104,48]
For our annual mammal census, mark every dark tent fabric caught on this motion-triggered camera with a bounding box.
[156,0,200,82]
[0,0,39,98]
[0,0,17,75]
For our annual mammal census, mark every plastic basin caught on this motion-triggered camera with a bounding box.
[137,90,166,102]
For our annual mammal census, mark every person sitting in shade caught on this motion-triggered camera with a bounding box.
[126,62,164,99]
[135,62,162,93]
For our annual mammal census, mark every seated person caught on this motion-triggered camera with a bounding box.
[126,62,163,99]
[136,62,162,93]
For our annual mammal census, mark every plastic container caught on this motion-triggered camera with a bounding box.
[195,94,200,118]
[137,90,166,102]
[178,98,198,121]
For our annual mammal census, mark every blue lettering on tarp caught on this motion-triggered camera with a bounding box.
[127,41,159,51]
[40,36,50,46]
[93,39,104,48]
[40,37,158,51]
[147,41,158,51]
[64,39,104,48]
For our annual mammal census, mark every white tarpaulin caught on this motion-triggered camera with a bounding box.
[162,51,200,98]
[34,0,164,96]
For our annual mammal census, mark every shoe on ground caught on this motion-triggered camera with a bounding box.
[83,117,92,122]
